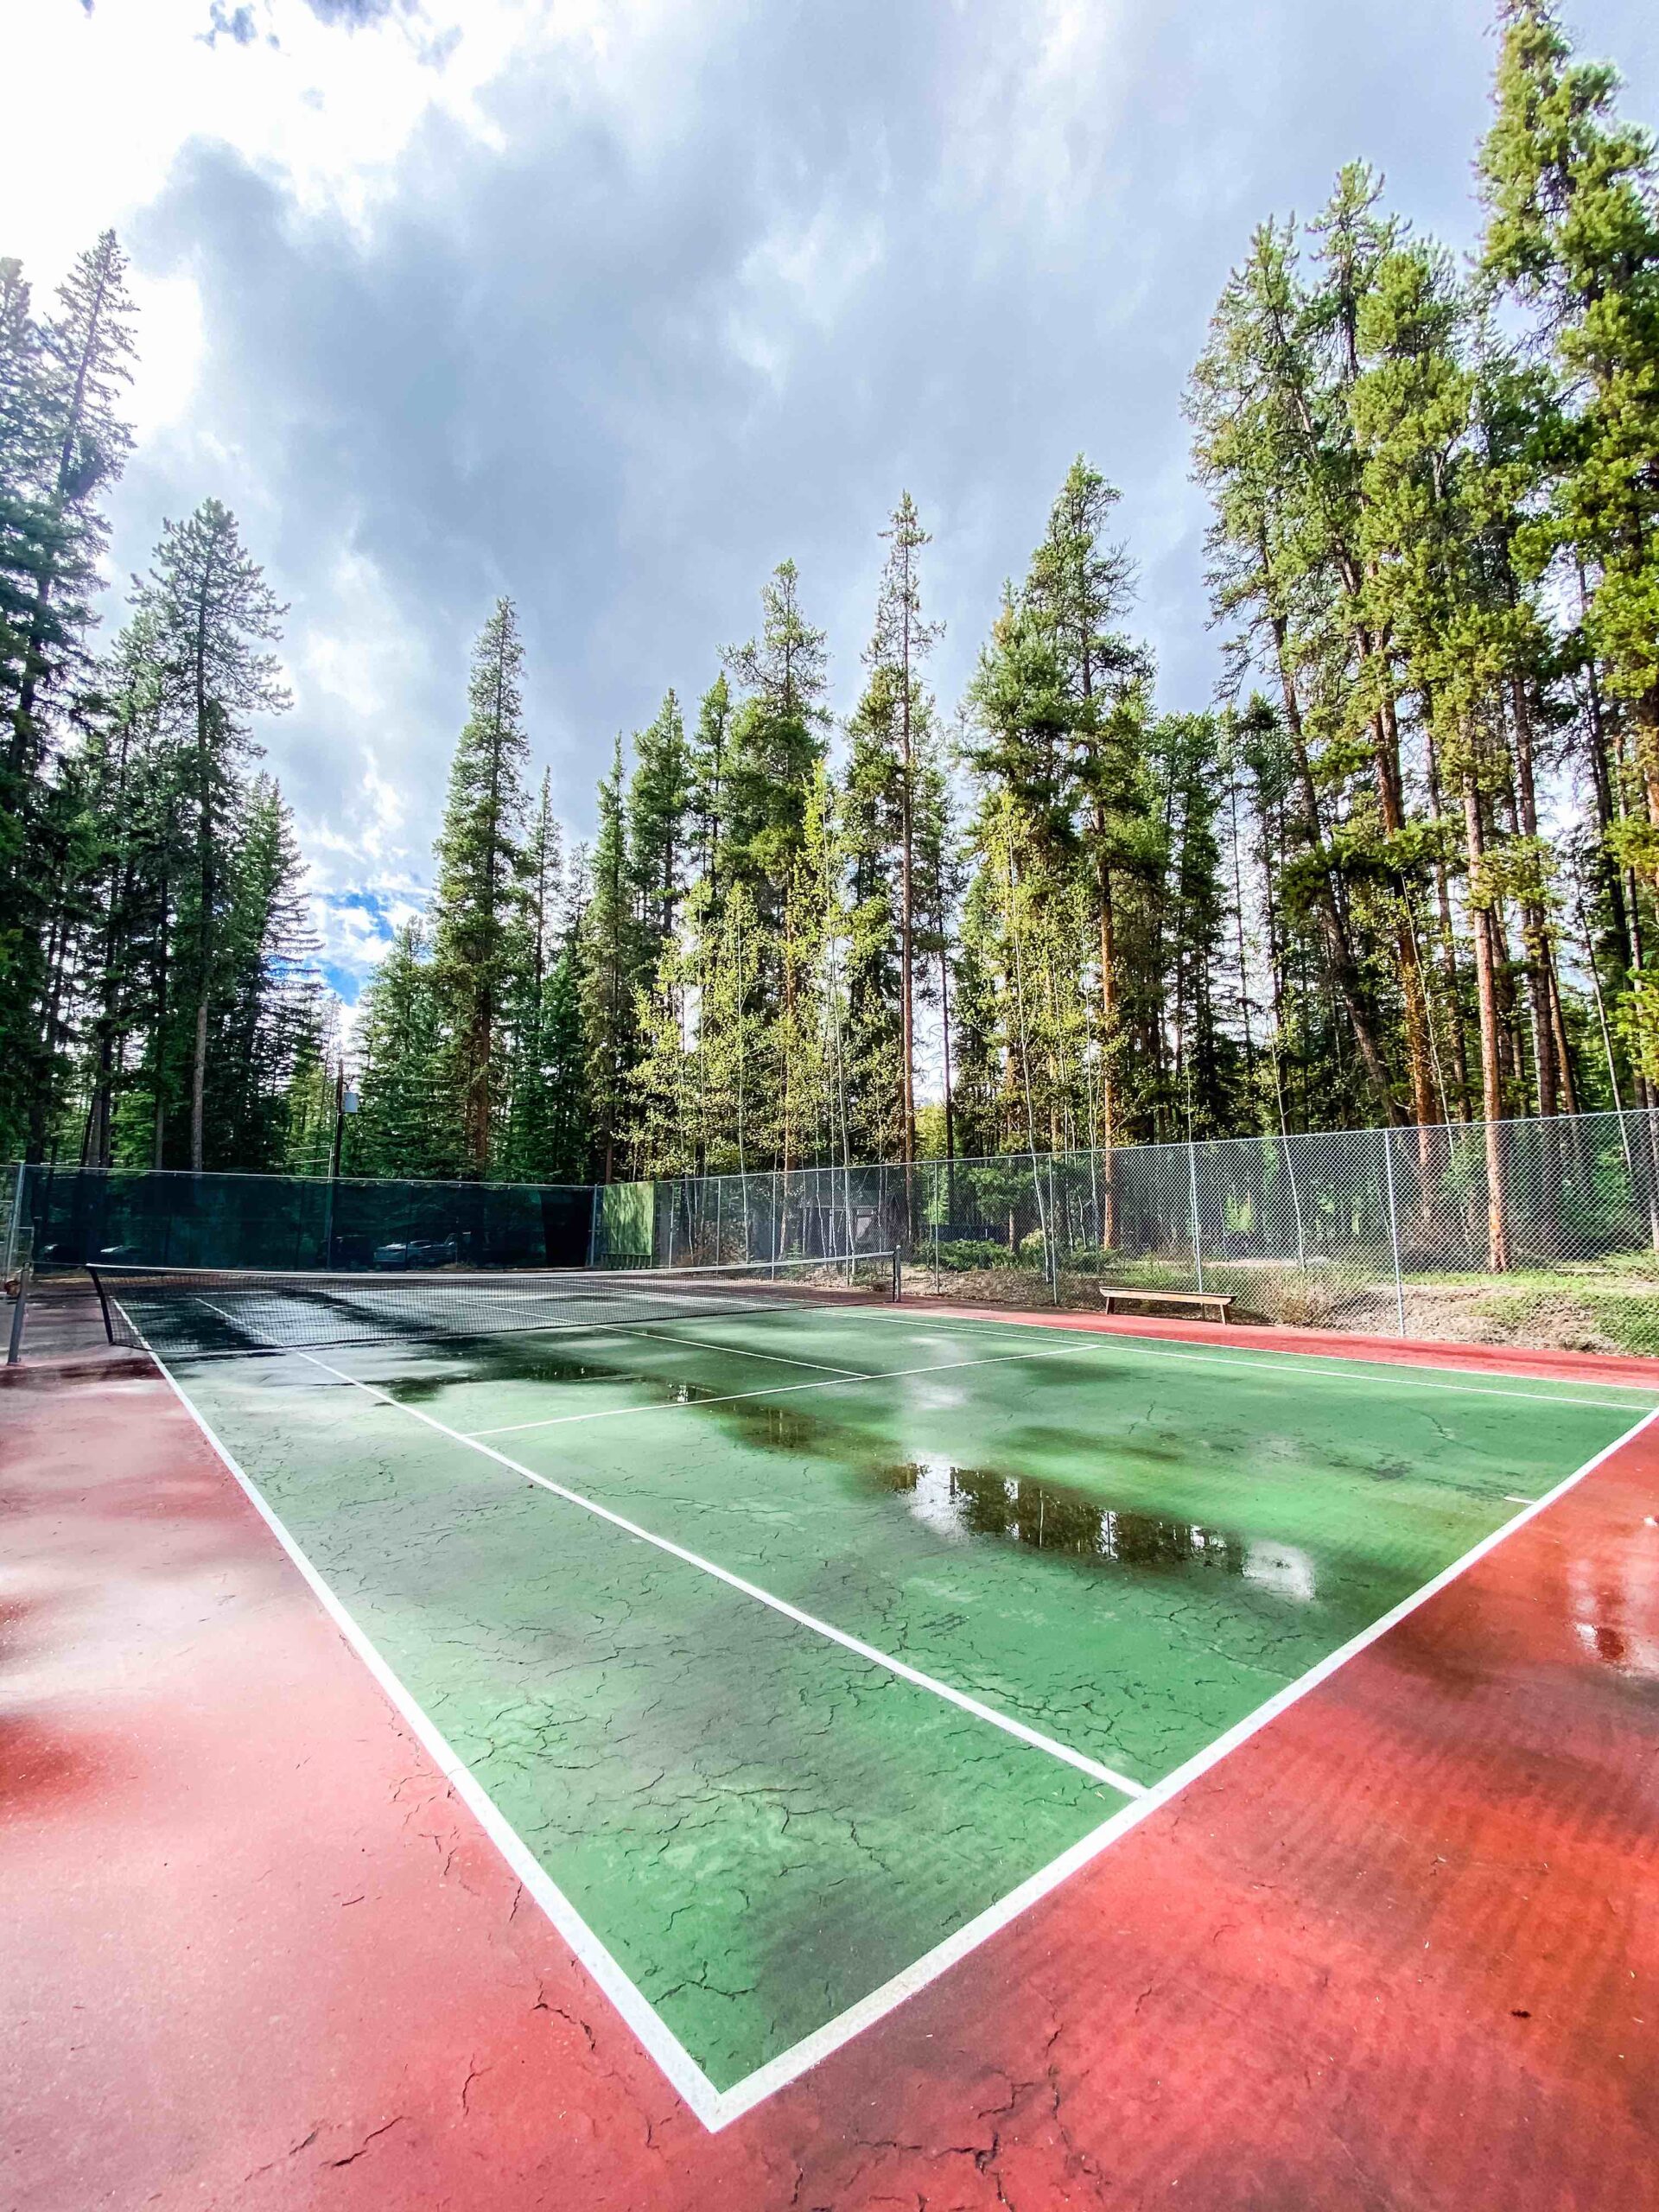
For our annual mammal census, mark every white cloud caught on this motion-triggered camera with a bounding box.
[3,0,554,272]
[124,270,207,439]
[10,0,1656,1027]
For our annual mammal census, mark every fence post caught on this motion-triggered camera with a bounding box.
[1187,1137,1205,1294]
[2,1162,23,1285]
[1382,1124,1406,1337]
[1281,1133,1306,1272]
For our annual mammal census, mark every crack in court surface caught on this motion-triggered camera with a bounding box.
[149,1309,1656,2123]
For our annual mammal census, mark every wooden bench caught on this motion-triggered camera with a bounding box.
[1099,1286,1234,1325]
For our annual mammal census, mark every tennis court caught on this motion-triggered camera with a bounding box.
[82,1254,1658,2132]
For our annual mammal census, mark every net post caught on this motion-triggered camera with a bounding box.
[890,1247,900,1304]
[87,1264,117,1345]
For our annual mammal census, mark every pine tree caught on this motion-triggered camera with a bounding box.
[769,763,843,1175]
[631,906,698,1179]
[842,659,905,1163]
[499,768,590,1179]
[628,688,690,950]
[138,499,290,1169]
[688,674,734,892]
[0,235,137,1159]
[74,607,167,1165]
[537,950,591,1178]
[912,721,964,1168]
[6,234,137,772]
[579,736,644,1179]
[1479,0,1659,1083]
[849,494,943,1171]
[1189,204,1419,1128]
[429,598,531,1174]
[352,920,452,1180]
[696,879,765,1178]
[207,776,325,1170]
[1026,457,1159,1222]
[720,560,830,911]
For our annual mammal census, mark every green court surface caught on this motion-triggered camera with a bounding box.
[166,1311,1654,2101]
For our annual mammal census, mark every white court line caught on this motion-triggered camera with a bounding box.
[137,1283,1655,1410]
[291,1344,1144,1802]
[145,1315,1659,2133]
[708,1397,1659,2125]
[463,1325,1650,1443]
[135,1338,732,2132]
[466,1342,1094,1439]
[869,1313,1659,1411]
[626,1325,872,1378]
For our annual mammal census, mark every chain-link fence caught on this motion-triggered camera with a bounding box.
[649,1110,1659,1358]
[13,1165,597,1274]
[12,1108,1659,1357]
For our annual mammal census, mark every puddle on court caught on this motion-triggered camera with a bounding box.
[868,1458,1316,1599]
[383,1338,729,1410]
[361,1328,1328,1605]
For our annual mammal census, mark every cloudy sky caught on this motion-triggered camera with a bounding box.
[9,0,1656,1001]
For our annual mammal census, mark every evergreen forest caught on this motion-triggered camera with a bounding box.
[4,3,1658,1238]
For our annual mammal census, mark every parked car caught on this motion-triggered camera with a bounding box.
[371,1236,459,1270]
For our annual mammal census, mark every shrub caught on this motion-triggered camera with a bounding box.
[928,1238,1017,1273]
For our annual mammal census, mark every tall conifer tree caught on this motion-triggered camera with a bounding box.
[430,597,531,1174]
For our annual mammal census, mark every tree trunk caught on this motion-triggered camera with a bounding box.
[1509,677,1561,1116]
[1547,956,1580,1116]
[1096,857,1118,1247]
[1267,596,1397,1119]
[938,906,956,1224]
[1422,714,1473,1119]
[899,724,915,1175]
[1462,754,1511,1271]
[153,858,170,1170]
[1369,694,1437,1138]
[27,905,68,1163]
[190,991,209,1171]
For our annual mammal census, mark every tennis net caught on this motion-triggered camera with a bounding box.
[89,1251,900,1358]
